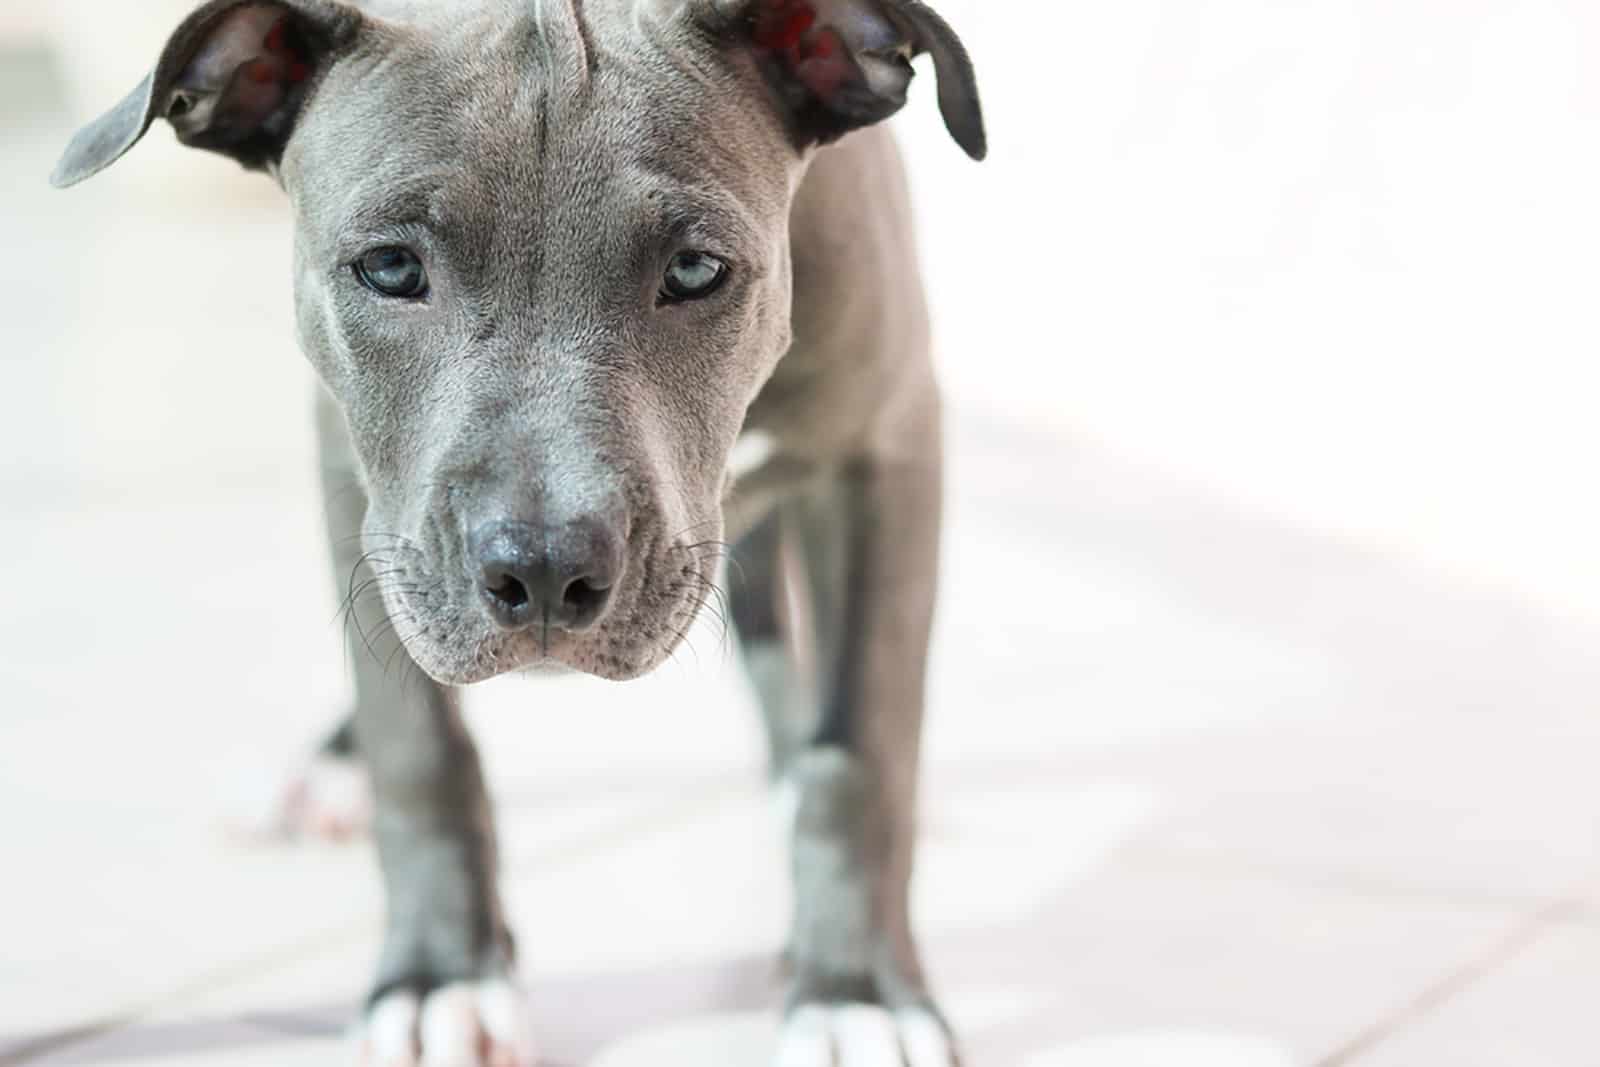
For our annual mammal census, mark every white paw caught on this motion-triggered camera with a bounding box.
[775,1005,957,1067]
[360,979,537,1067]
[233,754,373,842]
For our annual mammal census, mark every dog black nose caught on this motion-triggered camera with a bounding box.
[470,514,624,634]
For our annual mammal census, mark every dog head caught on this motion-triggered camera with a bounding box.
[54,0,984,684]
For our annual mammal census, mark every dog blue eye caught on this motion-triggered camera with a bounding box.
[355,246,428,299]
[661,251,728,303]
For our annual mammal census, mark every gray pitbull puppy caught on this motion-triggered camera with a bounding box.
[53,0,984,1062]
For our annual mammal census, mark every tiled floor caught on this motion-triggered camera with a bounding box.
[4,34,1600,1067]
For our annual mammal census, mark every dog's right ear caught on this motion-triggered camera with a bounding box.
[51,0,364,189]
[687,0,986,160]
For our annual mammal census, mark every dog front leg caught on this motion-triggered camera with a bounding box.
[317,391,534,1067]
[755,399,956,1066]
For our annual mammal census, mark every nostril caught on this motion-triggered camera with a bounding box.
[562,576,611,620]
[471,512,625,634]
[485,569,531,610]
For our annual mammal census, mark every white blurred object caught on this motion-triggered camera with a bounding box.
[228,753,373,843]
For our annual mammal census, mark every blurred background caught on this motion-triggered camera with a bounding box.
[2,2,1598,1065]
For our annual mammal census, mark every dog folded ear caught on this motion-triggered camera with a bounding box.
[51,0,364,189]
[690,0,986,160]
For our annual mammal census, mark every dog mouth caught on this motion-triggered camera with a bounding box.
[355,529,725,687]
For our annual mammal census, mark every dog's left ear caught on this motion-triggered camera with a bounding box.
[690,0,986,160]
[51,0,364,189]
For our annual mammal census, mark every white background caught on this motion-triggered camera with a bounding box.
[16,0,1600,622]
[902,0,1600,623]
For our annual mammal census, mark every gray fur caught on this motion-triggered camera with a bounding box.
[54,0,983,1058]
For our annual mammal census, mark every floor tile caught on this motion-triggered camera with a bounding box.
[8,783,1526,1067]
[936,422,1600,906]
[1339,918,1600,1067]
[36,1031,347,1067]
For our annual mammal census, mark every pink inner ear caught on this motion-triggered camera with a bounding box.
[182,4,286,84]
[752,0,817,50]
[750,0,857,101]
[231,17,303,118]
[264,18,289,52]
[794,29,852,97]
[253,16,311,84]
[262,16,312,82]
[176,4,311,126]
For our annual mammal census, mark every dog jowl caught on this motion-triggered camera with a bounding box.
[55,0,984,1063]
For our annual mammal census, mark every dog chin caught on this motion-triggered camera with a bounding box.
[410,632,577,687]
[406,630,659,687]
[515,660,578,679]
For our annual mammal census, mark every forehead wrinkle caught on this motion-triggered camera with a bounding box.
[339,172,456,238]
[631,168,763,250]
[527,0,597,93]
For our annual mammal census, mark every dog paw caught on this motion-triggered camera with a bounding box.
[774,1004,958,1067]
[360,979,537,1067]
[233,754,373,842]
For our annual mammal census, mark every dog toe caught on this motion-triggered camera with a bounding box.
[361,980,534,1067]
[773,1004,958,1067]
[832,1005,902,1066]
[477,979,539,1067]
[775,1006,833,1067]
[364,990,420,1067]
[896,1010,958,1067]
[418,984,483,1066]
